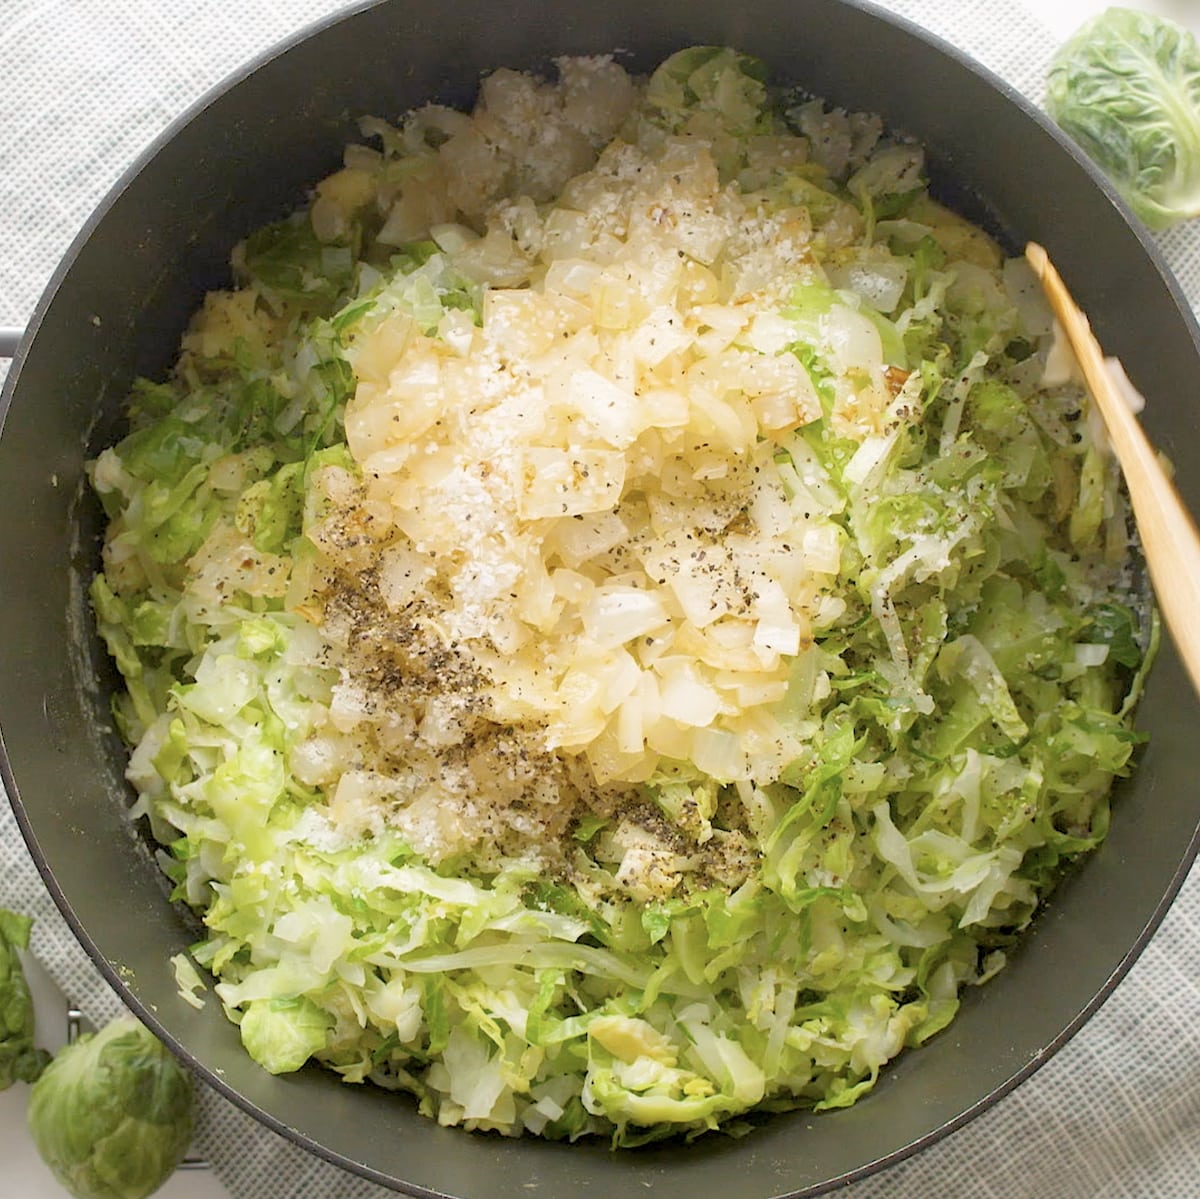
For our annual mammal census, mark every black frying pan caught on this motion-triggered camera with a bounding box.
[2,2,1199,1196]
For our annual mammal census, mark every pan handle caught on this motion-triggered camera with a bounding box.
[0,327,24,359]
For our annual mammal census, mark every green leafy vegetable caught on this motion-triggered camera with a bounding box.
[1087,602,1145,669]
[1047,7,1200,229]
[239,996,332,1074]
[84,48,1150,1147]
[0,908,50,1089]
[646,46,770,132]
[240,215,356,313]
[27,1015,195,1199]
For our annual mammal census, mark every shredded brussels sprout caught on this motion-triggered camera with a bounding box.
[89,47,1150,1145]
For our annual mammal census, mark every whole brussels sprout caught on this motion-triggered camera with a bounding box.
[0,907,50,1088]
[27,1014,195,1199]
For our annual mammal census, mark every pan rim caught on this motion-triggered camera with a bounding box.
[3,2,1200,1196]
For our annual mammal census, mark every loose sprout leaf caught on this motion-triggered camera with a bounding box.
[1047,7,1200,229]
[239,996,332,1074]
[0,908,50,1089]
[170,953,209,1011]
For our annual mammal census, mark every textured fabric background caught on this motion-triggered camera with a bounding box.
[3,2,1200,1197]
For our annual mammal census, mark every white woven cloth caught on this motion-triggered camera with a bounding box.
[3,2,1200,1197]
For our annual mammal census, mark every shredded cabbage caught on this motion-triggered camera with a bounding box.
[89,47,1152,1146]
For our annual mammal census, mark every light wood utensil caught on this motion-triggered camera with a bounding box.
[1026,241,1200,698]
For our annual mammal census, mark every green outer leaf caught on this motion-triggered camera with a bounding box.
[1047,7,1200,229]
[239,996,332,1074]
[0,908,50,1089]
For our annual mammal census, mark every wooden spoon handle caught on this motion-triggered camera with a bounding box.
[1026,242,1200,698]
